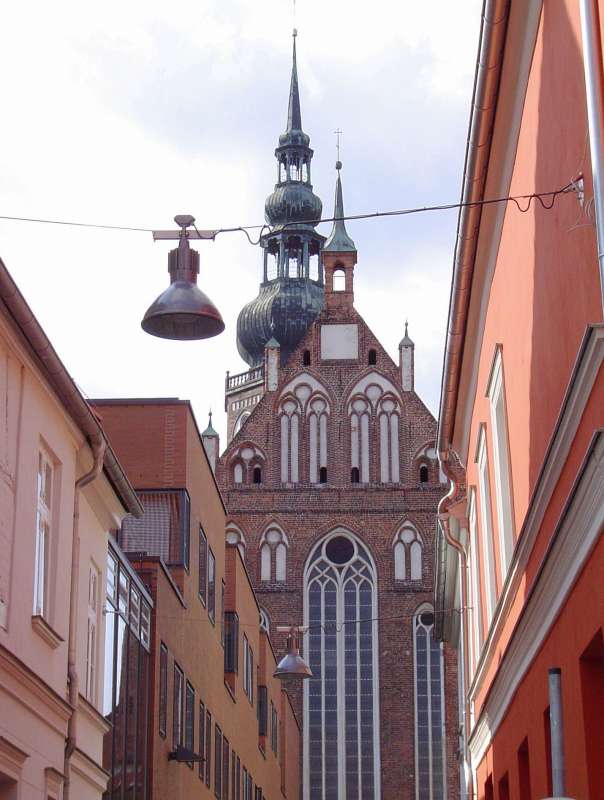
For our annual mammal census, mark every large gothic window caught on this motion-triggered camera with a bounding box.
[414,605,446,800]
[304,532,380,799]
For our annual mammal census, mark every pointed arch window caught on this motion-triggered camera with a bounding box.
[225,526,246,558]
[308,395,329,485]
[233,462,243,484]
[259,527,289,583]
[393,525,423,581]
[349,397,370,484]
[413,605,445,800]
[377,396,400,483]
[304,532,380,799]
[279,398,300,484]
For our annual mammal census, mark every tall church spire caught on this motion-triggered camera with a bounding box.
[287,30,302,132]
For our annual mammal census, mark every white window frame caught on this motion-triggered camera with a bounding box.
[34,448,53,617]
[467,489,483,674]
[476,426,497,623]
[85,562,100,703]
[486,347,515,579]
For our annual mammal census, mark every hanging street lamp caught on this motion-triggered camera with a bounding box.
[273,626,313,680]
[142,214,225,341]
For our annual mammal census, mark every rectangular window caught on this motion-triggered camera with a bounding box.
[183,492,191,571]
[271,701,278,755]
[487,347,515,578]
[85,563,99,702]
[198,701,206,779]
[223,737,230,800]
[199,526,208,605]
[231,749,236,800]
[130,585,141,637]
[208,548,216,624]
[243,636,250,701]
[159,643,168,737]
[467,488,483,672]
[224,612,240,673]
[258,686,268,736]
[517,738,531,800]
[476,425,497,623]
[173,663,184,748]
[221,579,226,647]
[140,600,151,650]
[215,724,222,799]
[34,449,53,616]
[205,710,212,788]
[185,681,195,756]
[236,756,241,800]
[243,768,248,800]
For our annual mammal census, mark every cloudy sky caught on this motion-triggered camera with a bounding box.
[0,0,482,442]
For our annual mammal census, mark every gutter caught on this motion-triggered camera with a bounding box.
[0,258,142,518]
[436,0,511,457]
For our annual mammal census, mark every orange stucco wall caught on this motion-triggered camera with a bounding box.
[96,400,300,799]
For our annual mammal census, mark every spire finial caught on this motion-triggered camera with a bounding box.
[405,320,408,336]
[334,128,343,168]
[209,408,213,423]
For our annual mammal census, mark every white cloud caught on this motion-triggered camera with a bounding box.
[0,0,481,442]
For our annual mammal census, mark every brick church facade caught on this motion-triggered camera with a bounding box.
[212,33,458,800]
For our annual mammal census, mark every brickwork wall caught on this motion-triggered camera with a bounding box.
[217,300,459,800]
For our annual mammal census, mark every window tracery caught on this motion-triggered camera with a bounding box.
[393,524,423,581]
[229,444,266,486]
[259,525,289,583]
[347,373,402,484]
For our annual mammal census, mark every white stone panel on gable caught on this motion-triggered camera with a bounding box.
[320,324,359,360]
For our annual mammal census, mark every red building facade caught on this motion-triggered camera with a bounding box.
[435,2,604,799]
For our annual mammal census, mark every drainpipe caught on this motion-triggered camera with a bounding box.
[548,668,568,799]
[580,0,604,312]
[63,435,106,800]
[438,452,473,800]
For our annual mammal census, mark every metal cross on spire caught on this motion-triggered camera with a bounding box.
[334,128,343,166]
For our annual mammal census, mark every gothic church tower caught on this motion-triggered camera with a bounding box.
[217,34,458,800]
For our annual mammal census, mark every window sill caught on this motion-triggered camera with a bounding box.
[31,614,64,649]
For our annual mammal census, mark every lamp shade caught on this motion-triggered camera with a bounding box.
[273,629,313,681]
[142,281,225,340]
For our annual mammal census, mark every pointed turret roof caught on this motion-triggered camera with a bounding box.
[399,321,414,348]
[324,162,356,252]
[202,410,219,438]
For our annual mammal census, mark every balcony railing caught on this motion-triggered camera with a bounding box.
[120,489,191,568]
[225,365,264,393]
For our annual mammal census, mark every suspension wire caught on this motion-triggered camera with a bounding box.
[0,183,577,241]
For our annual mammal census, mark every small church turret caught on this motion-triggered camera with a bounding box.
[322,160,357,313]
[399,321,415,391]
[201,411,220,472]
